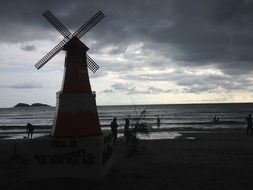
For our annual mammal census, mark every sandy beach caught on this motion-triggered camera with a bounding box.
[1,128,253,190]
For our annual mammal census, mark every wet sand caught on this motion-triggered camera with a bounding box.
[1,128,253,190]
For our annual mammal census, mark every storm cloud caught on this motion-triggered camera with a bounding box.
[1,0,253,106]
[0,81,43,89]
[21,44,36,51]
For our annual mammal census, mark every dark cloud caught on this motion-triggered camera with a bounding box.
[107,83,140,94]
[102,83,174,95]
[102,89,114,94]
[0,82,43,89]
[1,0,253,94]
[119,69,253,94]
[21,44,36,51]
[143,87,174,94]
[102,83,140,94]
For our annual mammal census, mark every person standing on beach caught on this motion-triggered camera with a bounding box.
[156,116,160,128]
[124,118,130,145]
[111,117,118,145]
[27,123,34,139]
[246,114,252,135]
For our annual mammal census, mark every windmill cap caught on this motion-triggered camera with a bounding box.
[63,36,89,51]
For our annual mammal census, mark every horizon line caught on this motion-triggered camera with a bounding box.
[2,101,253,108]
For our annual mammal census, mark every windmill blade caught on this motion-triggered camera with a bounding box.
[73,10,105,39]
[35,39,67,69]
[86,54,100,73]
[43,10,72,38]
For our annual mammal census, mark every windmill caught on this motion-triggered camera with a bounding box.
[35,10,105,137]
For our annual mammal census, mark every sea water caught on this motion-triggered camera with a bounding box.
[0,103,252,139]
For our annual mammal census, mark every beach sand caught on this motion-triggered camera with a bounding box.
[1,128,253,190]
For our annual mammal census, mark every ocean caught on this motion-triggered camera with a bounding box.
[0,103,252,139]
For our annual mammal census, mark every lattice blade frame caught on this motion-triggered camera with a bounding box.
[43,11,72,38]
[35,39,67,69]
[86,54,100,73]
[73,11,105,39]
[35,10,105,70]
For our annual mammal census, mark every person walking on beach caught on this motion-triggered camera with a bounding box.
[111,117,118,145]
[124,118,130,145]
[27,123,34,139]
[156,116,160,128]
[246,114,252,135]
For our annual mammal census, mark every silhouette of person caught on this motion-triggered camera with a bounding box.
[213,116,220,123]
[124,118,130,145]
[141,109,146,118]
[27,123,34,139]
[110,117,118,145]
[156,116,160,128]
[246,114,252,135]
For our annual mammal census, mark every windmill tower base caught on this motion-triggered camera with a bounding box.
[52,91,102,137]
[3,132,113,182]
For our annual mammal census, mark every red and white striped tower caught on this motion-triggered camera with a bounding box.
[51,37,101,137]
[32,11,113,182]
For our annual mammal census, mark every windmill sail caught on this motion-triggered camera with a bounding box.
[43,11,72,38]
[86,54,100,73]
[35,10,105,71]
[35,39,67,69]
[73,11,105,39]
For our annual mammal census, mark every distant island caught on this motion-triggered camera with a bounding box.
[14,103,51,108]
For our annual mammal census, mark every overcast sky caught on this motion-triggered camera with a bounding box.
[1,0,253,107]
